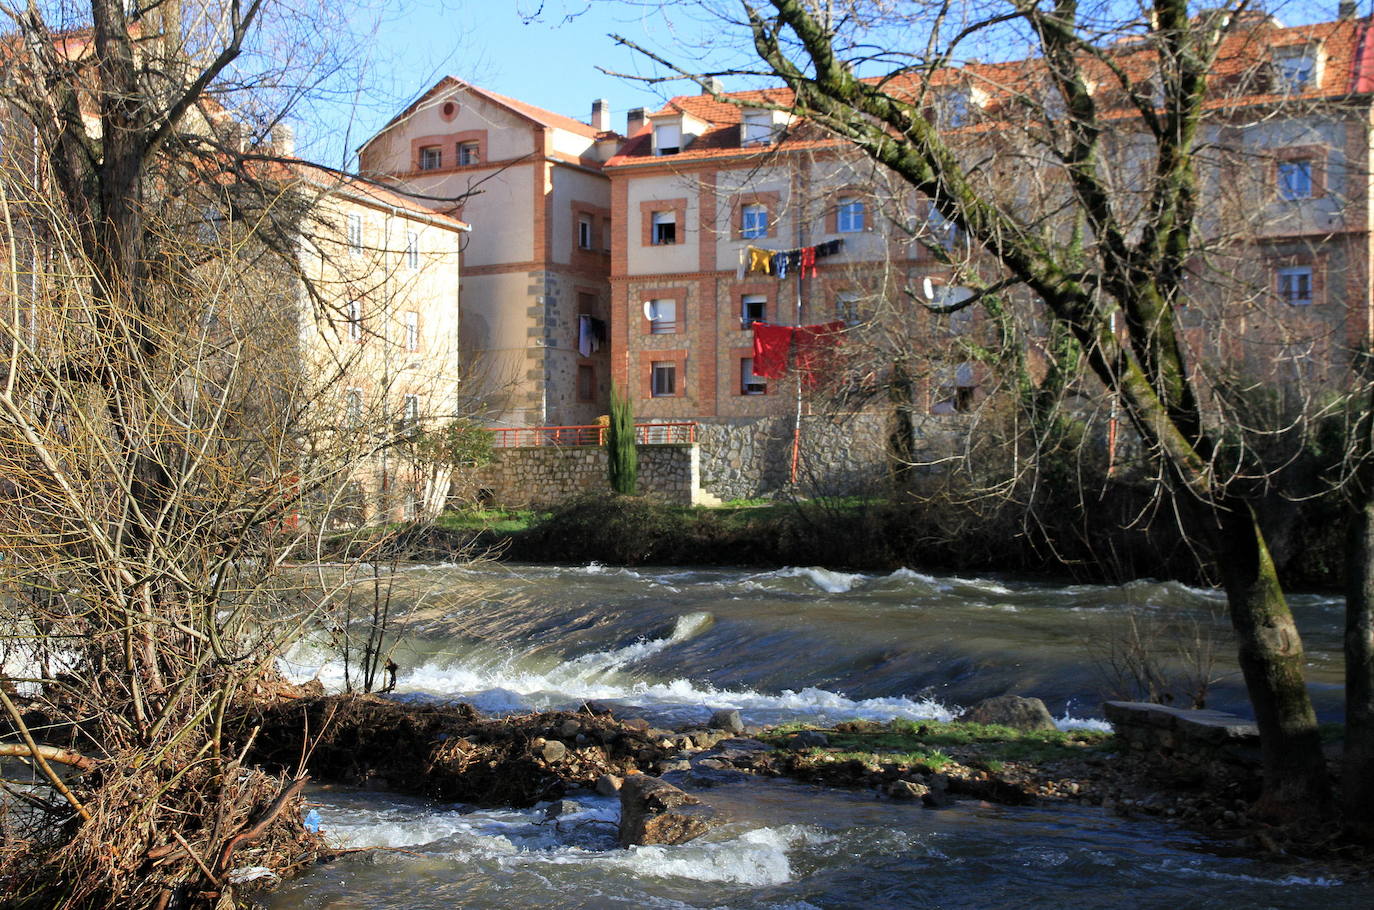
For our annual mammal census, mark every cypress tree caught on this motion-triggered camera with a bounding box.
[607,383,638,495]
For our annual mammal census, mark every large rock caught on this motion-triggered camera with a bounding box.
[618,775,720,847]
[957,695,1057,731]
[708,708,745,734]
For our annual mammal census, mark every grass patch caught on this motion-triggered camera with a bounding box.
[434,508,538,534]
[761,718,1114,769]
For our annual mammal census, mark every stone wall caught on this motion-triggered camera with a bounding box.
[693,411,975,502]
[1102,701,1261,785]
[477,444,697,507]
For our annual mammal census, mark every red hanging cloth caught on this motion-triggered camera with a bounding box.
[794,321,847,387]
[751,322,793,379]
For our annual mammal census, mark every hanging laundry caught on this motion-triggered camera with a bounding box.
[814,238,844,258]
[577,314,594,358]
[737,248,748,280]
[590,316,607,348]
[751,322,793,379]
[800,245,816,278]
[776,249,801,279]
[794,321,847,387]
[747,245,774,275]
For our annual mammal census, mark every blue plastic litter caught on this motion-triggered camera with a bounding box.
[303,808,322,833]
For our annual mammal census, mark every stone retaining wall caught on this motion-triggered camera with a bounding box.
[477,444,697,507]
[694,412,975,502]
[1103,701,1261,784]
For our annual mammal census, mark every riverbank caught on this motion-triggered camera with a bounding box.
[238,694,1370,880]
[342,492,1344,590]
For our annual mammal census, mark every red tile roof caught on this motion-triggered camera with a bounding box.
[362,76,602,155]
[606,16,1367,169]
[287,161,470,229]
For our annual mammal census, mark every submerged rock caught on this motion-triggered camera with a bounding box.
[618,775,720,847]
[958,695,1057,732]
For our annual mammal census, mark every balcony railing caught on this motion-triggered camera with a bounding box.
[487,422,697,448]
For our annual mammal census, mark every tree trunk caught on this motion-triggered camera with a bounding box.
[1214,504,1332,821]
[1344,461,1374,838]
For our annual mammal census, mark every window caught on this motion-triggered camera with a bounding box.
[836,291,862,326]
[457,141,480,165]
[741,293,766,328]
[940,90,971,129]
[927,208,961,249]
[345,388,363,426]
[1277,266,1313,305]
[740,203,768,239]
[741,110,773,146]
[651,361,677,396]
[578,214,594,250]
[651,210,677,245]
[1274,46,1318,93]
[654,121,681,155]
[1277,159,1313,200]
[740,357,767,395]
[347,299,362,341]
[932,363,976,414]
[404,310,419,351]
[402,393,420,427]
[405,231,419,270]
[418,145,442,170]
[836,197,865,233]
[577,364,595,401]
[646,298,677,334]
[347,213,363,254]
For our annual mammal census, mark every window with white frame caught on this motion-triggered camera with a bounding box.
[651,210,677,245]
[836,197,865,232]
[345,388,363,426]
[405,231,419,270]
[651,361,677,396]
[741,293,766,328]
[646,298,677,334]
[457,141,480,165]
[402,393,420,427]
[404,310,419,351]
[740,357,767,395]
[419,145,442,170]
[1273,45,1319,93]
[347,299,362,341]
[740,203,768,239]
[578,214,594,250]
[1277,159,1313,200]
[654,121,681,155]
[1277,266,1314,305]
[347,213,363,254]
[836,291,862,326]
[741,110,773,146]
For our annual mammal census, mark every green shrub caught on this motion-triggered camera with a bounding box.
[607,384,638,495]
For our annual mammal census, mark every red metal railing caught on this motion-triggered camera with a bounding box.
[487,422,697,448]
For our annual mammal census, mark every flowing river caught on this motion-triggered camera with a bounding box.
[268,562,1367,909]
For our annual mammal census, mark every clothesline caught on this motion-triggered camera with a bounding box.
[737,238,844,280]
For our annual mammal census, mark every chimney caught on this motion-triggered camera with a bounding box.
[701,77,724,96]
[270,123,295,157]
[591,99,611,132]
[627,107,646,135]
[1339,0,1357,18]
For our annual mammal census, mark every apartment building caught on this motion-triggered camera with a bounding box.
[289,167,468,523]
[358,78,622,428]
[603,11,1374,441]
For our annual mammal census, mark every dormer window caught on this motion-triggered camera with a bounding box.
[741,110,774,146]
[654,121,681,155]
[1273,44,1321,93]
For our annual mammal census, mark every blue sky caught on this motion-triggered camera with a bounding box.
[299,1,739,164]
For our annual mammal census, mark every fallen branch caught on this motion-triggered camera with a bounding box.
[213,775,310,876]
[0,743,98,772]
